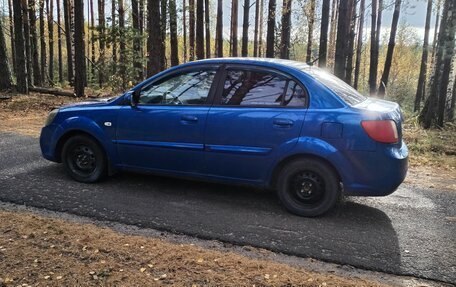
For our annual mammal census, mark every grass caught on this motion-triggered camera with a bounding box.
[402,113,456,170]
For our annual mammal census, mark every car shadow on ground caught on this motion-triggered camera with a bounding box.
[0,163,401,276]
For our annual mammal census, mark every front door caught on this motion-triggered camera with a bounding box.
[204,66,308,183]
[116,68,218,174]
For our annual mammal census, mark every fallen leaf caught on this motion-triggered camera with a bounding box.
[264,274,270,280]
[140,268,146,273]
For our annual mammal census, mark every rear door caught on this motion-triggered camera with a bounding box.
[116,67,219,174]
[204,66,308,183]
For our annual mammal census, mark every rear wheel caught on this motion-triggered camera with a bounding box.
[277,158,340,217]
[61,135,107,183]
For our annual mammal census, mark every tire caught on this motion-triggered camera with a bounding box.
[61,135,107,183]
[277,158,340,217]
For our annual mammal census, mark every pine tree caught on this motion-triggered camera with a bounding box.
[215,0,223,57]
[318,0,330,67]
[265,0,276,57]
[147,0,162,76]
[13,0,29,93]
[169,0,179,66]
[414,0,432,112]
[73,0,86,97]
[0,16,13,90]
[230,0,239,56]
[378,0,402,97]
[305,0,315,63]
[241,0,250,57]
[280,0,291,59]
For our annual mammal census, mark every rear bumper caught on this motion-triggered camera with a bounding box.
[341,141,408,196]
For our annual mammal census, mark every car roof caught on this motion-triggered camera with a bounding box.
[183,57,313,75]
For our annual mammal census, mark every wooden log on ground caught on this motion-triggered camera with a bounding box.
[29,87,76,97]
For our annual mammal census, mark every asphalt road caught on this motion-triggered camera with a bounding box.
[0,132,455,284]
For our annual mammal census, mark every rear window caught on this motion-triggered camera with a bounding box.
[305,68,366,106]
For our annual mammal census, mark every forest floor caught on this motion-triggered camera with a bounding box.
[0,91,454,286]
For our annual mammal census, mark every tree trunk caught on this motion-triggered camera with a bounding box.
[305,0,315,63]
[280,0,291,59]
[353,0,364,89]
[39,0,46,84]
[13,0,29,93]
[368,0,379,95]
[318,0,330,67]
[132,0,142,79]
[63,0,74,85]
[183,0,188,61]
[30,86,75,96]
[230,0,239,57]
[0,16,13,90]
[430,1,441,76]
[216,0,223,57]
[29,0,41,86]
[89,0,95,80]
[139,0,144,74]
[204,0,210,58]
[189,0,195,60]
[328,0,338,69]
[111,0,117,72]
[196,0,205,59]
[344,0,356,84]
[98,0,105,87]
[241,0,250,57]
[419,0,455,128]
[119,0,126,88]
[253,0,260,57]
[334,0,350,79]
[22,0,32,86]
[160,0,167,69]
[147,0,161,76]
[378,0,401,97]
[414,0,432,112]
[47,0,54,83]
[448,73,456,121]
[73,0,85,97]
[258,0,264,57]
[8,0,16,74]
[56,0,63,83]
[169,0,179,66]
[265,0,276,58]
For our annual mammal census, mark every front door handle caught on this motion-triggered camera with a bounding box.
[181,115,198,123]
[273,119,294,127]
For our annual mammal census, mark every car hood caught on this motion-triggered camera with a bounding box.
[60,97,115,109]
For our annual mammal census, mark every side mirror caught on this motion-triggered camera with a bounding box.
[131,89,141,107]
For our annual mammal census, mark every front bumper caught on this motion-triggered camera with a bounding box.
[40,124,62,162]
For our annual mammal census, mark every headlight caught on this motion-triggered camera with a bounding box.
[44,109,59,126]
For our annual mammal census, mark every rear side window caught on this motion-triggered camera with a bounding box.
[306,68,366,105]
[220,69,306,107]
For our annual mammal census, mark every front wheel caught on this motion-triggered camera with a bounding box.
[277,158,340,217]
[61,135,107,183]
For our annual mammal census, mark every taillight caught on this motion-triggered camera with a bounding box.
[361,120,398,144]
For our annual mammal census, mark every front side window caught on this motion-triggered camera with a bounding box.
[139,70,216,105]
[220,69,306,107]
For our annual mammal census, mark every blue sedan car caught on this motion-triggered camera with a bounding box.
[40,58,408,216]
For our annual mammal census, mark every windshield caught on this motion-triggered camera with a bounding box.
[305,67,367,106]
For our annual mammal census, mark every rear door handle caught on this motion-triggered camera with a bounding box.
[273,119,294,127]
[181,115,199,123]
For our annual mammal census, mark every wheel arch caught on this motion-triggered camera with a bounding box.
[55,130,106,163]
[269,153,343,190]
